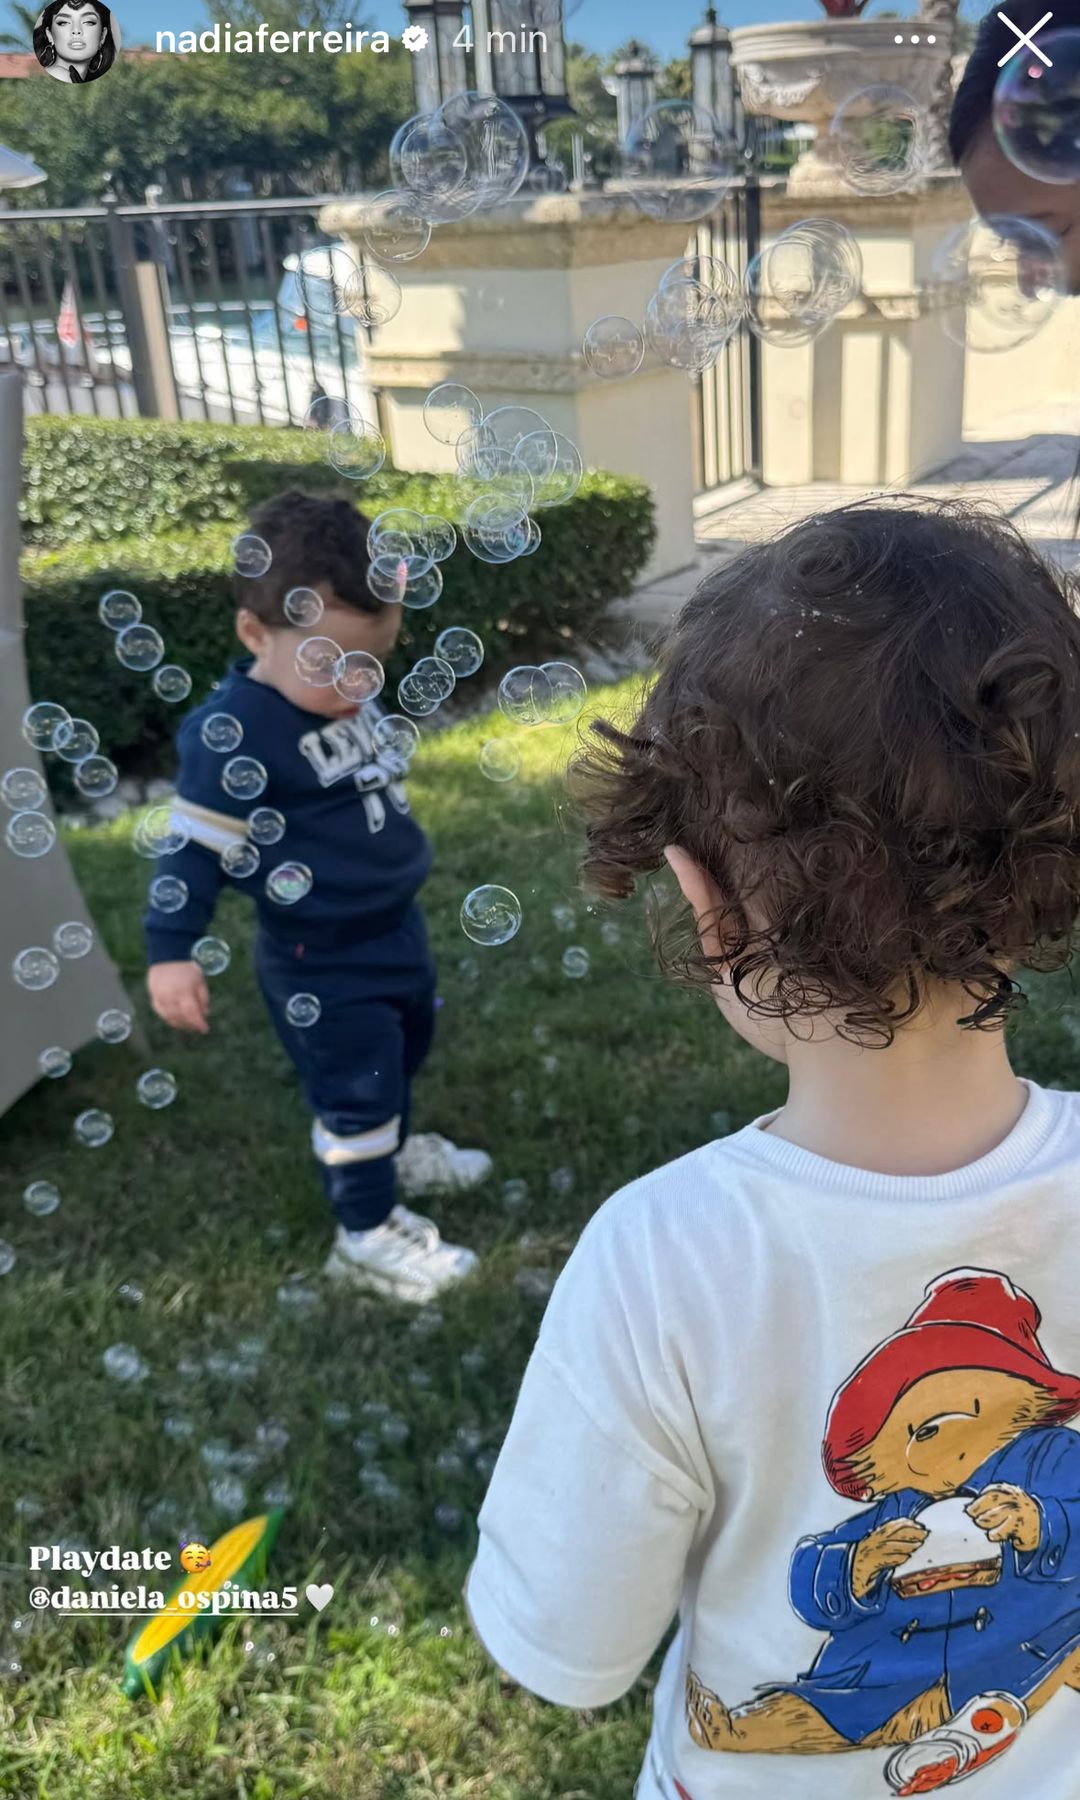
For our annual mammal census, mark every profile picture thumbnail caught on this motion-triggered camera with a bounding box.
[33,0,118,84]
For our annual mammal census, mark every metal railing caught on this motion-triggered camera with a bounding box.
[0,195,373,429]
[691,177,763,494]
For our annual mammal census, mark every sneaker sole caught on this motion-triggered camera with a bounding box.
[323,1248,466,1304]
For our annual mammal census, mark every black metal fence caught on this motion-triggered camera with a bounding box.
[0,196,372,429]
[692,178,763,493]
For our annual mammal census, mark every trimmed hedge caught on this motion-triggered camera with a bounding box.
[22,416,362,550]
[22,424,655,773]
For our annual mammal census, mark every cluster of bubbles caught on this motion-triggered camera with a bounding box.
[580,223,863,379]
[389,91,530,228]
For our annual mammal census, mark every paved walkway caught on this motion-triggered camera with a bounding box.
[610,413,1079,648]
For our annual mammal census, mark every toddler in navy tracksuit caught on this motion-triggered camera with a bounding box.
[145,489,489,1304]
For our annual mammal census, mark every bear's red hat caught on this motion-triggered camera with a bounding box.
[822,1268,1080,1501]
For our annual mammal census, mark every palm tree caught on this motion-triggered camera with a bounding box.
[919,0,963,170]
[0,2,41,50]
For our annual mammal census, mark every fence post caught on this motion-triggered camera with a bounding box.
[103,191,179,421]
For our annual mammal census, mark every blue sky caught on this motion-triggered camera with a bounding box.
[4,0,980,62]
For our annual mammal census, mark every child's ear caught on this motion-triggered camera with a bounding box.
[235,608,268,656]
[664,845,743,968]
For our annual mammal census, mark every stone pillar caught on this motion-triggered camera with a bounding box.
[320,193,699,580]
[0,368,132,1121]
[756,181,972,488]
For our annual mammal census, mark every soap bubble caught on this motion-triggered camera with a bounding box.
[461,514,532,565]
[232,533,273,578]
[830,84,925,195]
[498,665,547,726]
[53,718,99,762]
[284,587,324,627]
[364,188,433,261]
[368,507,425,555]
[248,807,286,846]
[461,884,522,946]
[334,650,385,704]
[550,1166,574,1195]
[932,214,1067,352]
[13,946,59,990]
[405,658,456,715]
[622,99,738,222]
[21,701,70,751]
[266,862,313,905]
[295,636,342,688]
[304,393,353,431]
[115,623,165,672]
[583,315,645,377]
[328,418,386,479]
[562,945,590,979]
[340,263,402,327]
[551,903,575,932]
[200,713,243,753]
[480,404,553,463]
[478,738,522,782]
[397,676,441,718]
[440,90,531,208]
[98,589,141,630]
[149,873,189,912]
[373,554,443,610]
[137,1068,178,1109]
[76,1109,114,1148]
[295,248,358,325]
[53,921,93,959]
[23,1180,60,1216]
[221,756,267,802]
[372,715,420,769]
[645,277,741,371]
[220,840,260,879]
[543,662,587,723]
[433,626,483,677]
[0,1242,14,1275]
[285,992,321,1028]
[96,1008,132,1043]
[103,1343,147,1383]
[515,430,583,508]
[419,515,458,562]
[423,382,483,445]
[38,1045,72,1078]
[600,919,622,947]
[153,664,193,704]
[21,701,69,753]
[133,806,189,859]
[74,756,119,800]
[193,936,230,975]
[5,811,55,858]
[502,1178,529,1213]
[995,31,1080,184]
[1,767,46,811]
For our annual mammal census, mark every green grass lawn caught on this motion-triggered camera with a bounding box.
[2,677,1079,1800]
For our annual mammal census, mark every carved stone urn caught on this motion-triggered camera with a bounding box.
[730,19,953,195]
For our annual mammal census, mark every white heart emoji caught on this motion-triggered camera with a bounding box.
[306,1581,334,1612]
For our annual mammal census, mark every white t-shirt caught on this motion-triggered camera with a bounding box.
[466,1076,1080,1799]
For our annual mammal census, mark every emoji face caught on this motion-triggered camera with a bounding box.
[179,1540,212,1574]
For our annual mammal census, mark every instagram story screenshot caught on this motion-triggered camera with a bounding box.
[1,0,1080,1796]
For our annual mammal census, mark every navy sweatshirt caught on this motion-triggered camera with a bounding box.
[144,659,433,964]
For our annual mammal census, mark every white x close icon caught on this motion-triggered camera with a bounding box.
[996,9,1055,67]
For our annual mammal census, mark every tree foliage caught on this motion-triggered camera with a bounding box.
[0,17,414,204]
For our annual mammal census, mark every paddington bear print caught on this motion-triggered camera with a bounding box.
[684,1269,1080,1795]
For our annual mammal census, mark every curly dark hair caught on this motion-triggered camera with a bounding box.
[233,489,376,624]
[568,499,1080,1049]
[950,0,1080,164]
[33,0,116,82]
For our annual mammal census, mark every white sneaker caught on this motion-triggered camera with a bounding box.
[395,1132,493,1197]
[323,1204,479,1304]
